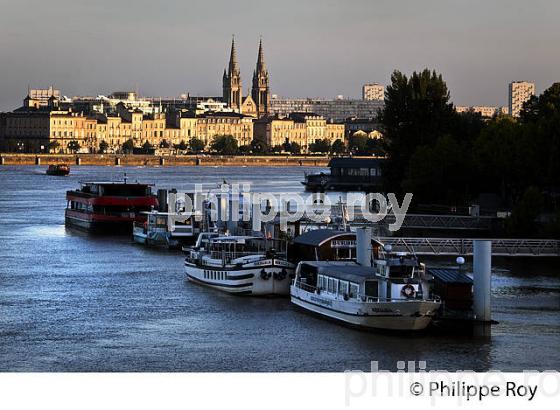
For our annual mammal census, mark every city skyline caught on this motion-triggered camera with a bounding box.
[0,0,558,111]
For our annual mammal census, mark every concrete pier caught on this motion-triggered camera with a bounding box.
[473,240,492,337]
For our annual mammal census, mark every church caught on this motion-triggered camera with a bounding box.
[222,37,270,118]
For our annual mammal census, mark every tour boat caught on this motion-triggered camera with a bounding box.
[289,228,441,331]
[65,179,158,233]
[46,164,70,176]
[290,260,441,331]
[184,233,295,296]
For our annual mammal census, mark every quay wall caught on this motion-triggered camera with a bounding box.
[0,154,330,167]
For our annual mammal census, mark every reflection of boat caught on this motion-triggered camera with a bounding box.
[65,180,158,233]
[46,164,70,176]
[184,234,295,295]
[302,157,384,191]
[289,228,440,331]
[133,210,201,248]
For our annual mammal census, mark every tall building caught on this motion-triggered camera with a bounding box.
[270,97,384,121]
[222,37,243,112]
[251,39,271,118]
[362,83,384,101]
[508,81,535,117]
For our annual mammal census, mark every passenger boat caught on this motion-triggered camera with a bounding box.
[46,164,70,176]
[184,234,295,296]
[289,228,441,330]
[65,179,158,233]
[133,210,201,248]
[302,157,384,191]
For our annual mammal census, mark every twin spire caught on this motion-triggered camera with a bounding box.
[223,36,270,117]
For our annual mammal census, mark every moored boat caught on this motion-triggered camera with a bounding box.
[133,210,201,248]
[65,179,158,233]
[46,164,70,176]
[184,234,295,296]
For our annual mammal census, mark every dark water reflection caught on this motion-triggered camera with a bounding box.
[0,166,558,371]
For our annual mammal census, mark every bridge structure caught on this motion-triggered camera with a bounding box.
[378,237,560,257]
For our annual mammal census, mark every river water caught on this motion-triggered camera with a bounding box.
[0,165,559,371]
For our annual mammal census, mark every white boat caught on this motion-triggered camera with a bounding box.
[291,261,440,331]
[184,234,295,296]
[133,210,201,248]
[289,228,441,331]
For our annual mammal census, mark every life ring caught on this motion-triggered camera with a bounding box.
[260,269,270,280]
[401,284,416,299]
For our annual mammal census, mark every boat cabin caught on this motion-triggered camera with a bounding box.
[303,157,385,191]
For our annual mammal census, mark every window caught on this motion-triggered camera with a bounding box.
[349,283,359,299]
[339,280,349,296]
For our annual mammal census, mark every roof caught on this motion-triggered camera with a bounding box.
[293,229,351,247]
[428,268,473,285]
[301,261,375,283]
[328,157,384,168]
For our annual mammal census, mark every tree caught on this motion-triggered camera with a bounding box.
[188,138,205,153]
[282,139,302,154]
[47,140,60,153]
[173,140,188,153]
[67,140,81,153]
[251,140,269,154]
[309,138,331,153]
[122,138,135,154]
[142,141,154,154]
[330,139,346,154]
[98,140,109,154]
[159,139,171,149]
[348,134,367,153]
[210,135,238,155]
[379,69,457,192]
[238,144,252,154]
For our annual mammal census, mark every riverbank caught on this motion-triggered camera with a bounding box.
[0,153,330,167]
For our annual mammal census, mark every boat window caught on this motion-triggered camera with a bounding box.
[339,280,349,296]
[349,283,359,299]
[365,280,378,298]
[327,278,335,294]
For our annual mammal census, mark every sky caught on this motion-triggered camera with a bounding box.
[0,0,558,111]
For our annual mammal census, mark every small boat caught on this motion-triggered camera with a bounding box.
[302,157,384,191]
[184,233,295,296]
[133,210,201,248]
[46,164,70,176]
[65,178,158,233]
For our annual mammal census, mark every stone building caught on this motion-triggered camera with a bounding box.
[508,81,535,117]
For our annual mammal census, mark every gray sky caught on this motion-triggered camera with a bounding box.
[0,0,558,111]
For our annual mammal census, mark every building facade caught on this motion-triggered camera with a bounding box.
[362,83,384,101]
[508,81,535,117]
[270,97,384,122]
[254,113,344,152]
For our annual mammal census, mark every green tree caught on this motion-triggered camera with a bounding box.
[67,140,81,153]
[174,140,188,152]
[47,140,60,153]
[188,138,205,153]
[142,141,154,153]
[210,135,238,155]
[309,138,331,153]
[330,139,346,154]
[159,139,171,149]
[122,138,135,154]
[379,69,457,192]
[348,134,367,153]
[282,139,302,154]
[98,140,109,154]
[251,140,269,154]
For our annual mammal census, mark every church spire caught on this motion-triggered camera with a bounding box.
[256,37,266,74]
[228,35,240,75]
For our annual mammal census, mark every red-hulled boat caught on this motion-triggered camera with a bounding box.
[46,164,70,176]
[65,179,158,233]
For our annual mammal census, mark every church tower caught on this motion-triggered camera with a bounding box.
[251,38,270,118]
[223,36,242,112]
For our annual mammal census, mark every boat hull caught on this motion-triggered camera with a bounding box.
[290,285,439,331]
[65,210,135,234]
[185,261,294,296]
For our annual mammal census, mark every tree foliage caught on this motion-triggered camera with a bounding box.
[210,135,238,155]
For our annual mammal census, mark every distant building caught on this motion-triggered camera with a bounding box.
[362,83,384,101]
[270,97,384,122]
[254,113,344,152]
[23,86,61,109]
[455,105,505,118]
[508,81,535,117]
[344,117,383,139]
